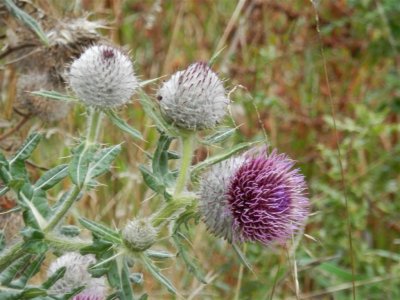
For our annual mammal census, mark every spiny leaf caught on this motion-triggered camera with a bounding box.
[138,89,178,136]
[0,186,9,196]
[69,143,96,188]
[30,90,79,103]
[105,110,143,140]
[12,254,45,288]
[146,249,175,260]
[232,243,254,273]
[202,127,236,145]
[139,165,164,193]
[34,164,69,191]
[172,232,207,283]
[10,133,42,165]
[0,254,32,285]
[191,140,261,179]
[87,144,122,180]
[120,260,134,300]
[79,217,122,244]
[141,254,179,295]
[3,0,49,45]
[41,266,66,289]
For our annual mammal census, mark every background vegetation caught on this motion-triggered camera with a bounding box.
[1,0,400,299]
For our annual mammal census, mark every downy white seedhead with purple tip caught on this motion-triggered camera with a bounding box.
[200,149,309,245]
[69,45,138,108]
[157,62,229,130]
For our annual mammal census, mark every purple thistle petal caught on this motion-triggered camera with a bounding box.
[199,149,309,246]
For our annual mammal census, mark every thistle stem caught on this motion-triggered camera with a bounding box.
[151,195,196,228]
[174,133,195,197]
[45,107,103,232]
[86,108,103,146]
[44,185,81,232]
[45,233,91,251]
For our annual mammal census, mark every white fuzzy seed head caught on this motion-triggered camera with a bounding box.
[47,252,106,299]
[68,45,138,108]
[157,62,229,130]
[122,218,157,252]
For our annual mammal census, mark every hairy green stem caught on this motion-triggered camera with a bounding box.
[44,185,81,232]
[151,195,196,228]
[86,108,103,146]
[174,133,195,197]
[45,233,91,251]
[45,108,103,232]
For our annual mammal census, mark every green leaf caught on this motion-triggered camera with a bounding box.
[79,217,122,244]
[105,110,143,140]
[152,134,173,178]
[20,287,47,299]
[10,133,42,165]
[9,160,28,184]
[80,238,114,257]
[69,143,96,188]
[23,239,48,254]
[20,227,45,240]
[0,186,9,196]
[167,151,180,160]
[30,90,79,103]
[3,0,49,45]
[232,243,254,273]
[0,254,32,285]
[139,76,165,88]
[0,166,12,185]
[202,127,236,145]
[20,188,49,229]
[19,185,50,229]
[319,262,364,281]
[13,254,45,288]
[209,46,226,65]
[57,286,85,300]
[141,254,179,295]
[120,260,134,300]
[87,144,122,180]
[130,273,144,285]
[191,140,260,180]
[41,266,66,289]
[138,89,178,136]
[59,225,81,237]
[34,164,68,191]
[146,249,175,260]
[0,152,8,167]
[0,288,24,299]
[139,165,164,194]
[172,232,207,283]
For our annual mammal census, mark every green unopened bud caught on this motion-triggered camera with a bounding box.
[122,218,157,252]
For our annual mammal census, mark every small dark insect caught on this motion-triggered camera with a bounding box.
[157,95,162,101]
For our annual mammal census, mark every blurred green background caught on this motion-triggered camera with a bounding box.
[1,0,400,299]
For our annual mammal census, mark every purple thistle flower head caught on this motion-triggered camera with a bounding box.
[199,148,309,245]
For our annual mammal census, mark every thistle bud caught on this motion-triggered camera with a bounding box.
[122,218,157,252]
[199,149,309,245]
[68,45,138,108]
[47,252,106,299]
[157,62,229,130]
